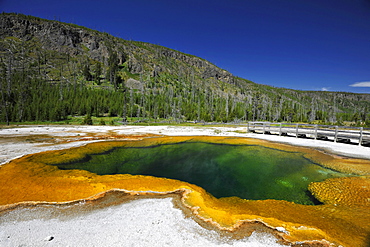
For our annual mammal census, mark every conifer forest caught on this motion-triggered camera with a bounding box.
[1,13,370,126]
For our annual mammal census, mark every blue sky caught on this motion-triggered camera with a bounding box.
[1,0,370,93]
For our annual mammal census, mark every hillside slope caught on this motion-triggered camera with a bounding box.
[1,13,369,124]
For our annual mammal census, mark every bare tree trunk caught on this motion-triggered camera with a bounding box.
[225,94,229,121]
[130,89,133,118]
[122,88,127,123]
[0,59,9,125]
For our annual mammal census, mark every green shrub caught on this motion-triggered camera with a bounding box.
[82,114,93,125]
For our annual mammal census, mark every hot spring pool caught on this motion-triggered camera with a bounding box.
[53,142,348,205]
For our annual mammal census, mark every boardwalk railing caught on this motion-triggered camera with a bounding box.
[247,122,370,147]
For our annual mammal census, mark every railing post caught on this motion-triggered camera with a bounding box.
[295,123,299,138]
[334,126,338,142]
[263,122,266,134]
[247,122,250,133]
[359,127,363,146]
[314,125,318,140]
[279,123,282,136]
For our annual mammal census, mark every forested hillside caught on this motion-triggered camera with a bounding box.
[1,13,369,125]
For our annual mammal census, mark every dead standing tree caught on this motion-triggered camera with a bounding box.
[0,57,9,125]
[0,39,17,125]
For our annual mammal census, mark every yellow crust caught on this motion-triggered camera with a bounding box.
[0,136,369,246]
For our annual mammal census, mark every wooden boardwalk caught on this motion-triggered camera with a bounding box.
[247,122,370,147]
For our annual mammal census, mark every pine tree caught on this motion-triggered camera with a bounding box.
[94,62,102,85]
[107,50,119,88]
[83,63,92,81]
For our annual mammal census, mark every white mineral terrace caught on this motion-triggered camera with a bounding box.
[0,197,284,247]
[0,125,369,246]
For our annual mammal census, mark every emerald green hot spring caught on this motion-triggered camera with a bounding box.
[53,142,348,205]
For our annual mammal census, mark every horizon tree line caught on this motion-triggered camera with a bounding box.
[1,36,369,126]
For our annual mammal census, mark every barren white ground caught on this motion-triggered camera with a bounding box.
[1,125,369,246]
[0,197,283,247]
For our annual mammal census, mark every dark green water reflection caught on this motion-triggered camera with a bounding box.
[54,142,348,205]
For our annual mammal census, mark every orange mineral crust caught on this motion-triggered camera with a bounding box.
[309,176,370,207]
[0,136,369,247]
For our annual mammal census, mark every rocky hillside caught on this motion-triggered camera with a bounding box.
[1,13,369,125]
[0,13,234,83]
